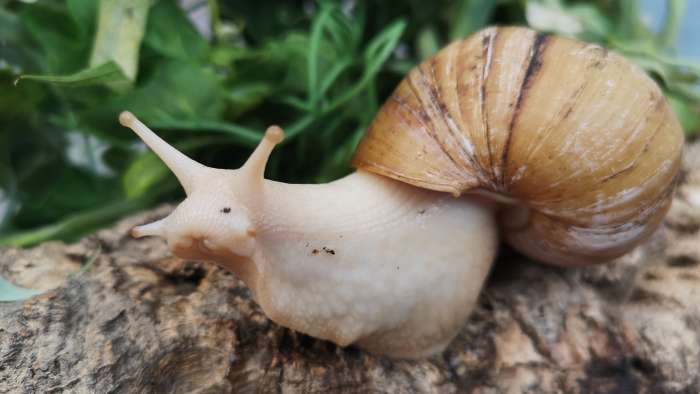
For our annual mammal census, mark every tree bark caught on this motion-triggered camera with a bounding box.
[1,141,700,394]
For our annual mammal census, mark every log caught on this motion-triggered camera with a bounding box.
[1,141,699,393]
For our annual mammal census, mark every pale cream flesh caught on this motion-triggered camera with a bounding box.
[119,111,498,359]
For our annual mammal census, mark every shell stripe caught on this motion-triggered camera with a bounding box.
[501,32,550,189]
[453,38,493,187]
[480,31,497,183]
[406,68,469,192]
[388,93,467,186]
[431,50,490,186]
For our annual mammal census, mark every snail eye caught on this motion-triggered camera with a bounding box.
[221,207,231,214]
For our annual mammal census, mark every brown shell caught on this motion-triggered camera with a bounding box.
[352,26,684,266]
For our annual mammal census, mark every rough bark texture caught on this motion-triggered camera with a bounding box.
[1,141,699,394]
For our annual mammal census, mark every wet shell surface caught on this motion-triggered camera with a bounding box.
[352,26,684,266]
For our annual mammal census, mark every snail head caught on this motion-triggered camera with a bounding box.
[118,111,283,268]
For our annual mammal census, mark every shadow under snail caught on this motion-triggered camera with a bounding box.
[118,26,683,359]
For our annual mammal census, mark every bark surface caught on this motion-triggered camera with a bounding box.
[1,141,699,394]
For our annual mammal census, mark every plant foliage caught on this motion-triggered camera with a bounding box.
[0,0,698,246]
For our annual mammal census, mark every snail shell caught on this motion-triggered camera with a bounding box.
[352,26,684,266]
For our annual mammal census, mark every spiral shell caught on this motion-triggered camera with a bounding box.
[352,26,684,266]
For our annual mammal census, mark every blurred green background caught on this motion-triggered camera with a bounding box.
[1,0,699,247]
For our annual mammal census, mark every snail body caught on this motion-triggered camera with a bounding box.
[256,173,496,358]
[120,113,497,359]
[120,26,683,358]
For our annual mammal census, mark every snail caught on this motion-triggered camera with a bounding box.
[119,26,683,359]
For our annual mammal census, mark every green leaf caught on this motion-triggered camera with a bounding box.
[0,7,22,47]
[616,0,640,39]
[657,0,685,47]
[5,0,700,246]
[318,58,353,99]
[307,4,334,108]
[0,187,170,247]
[261,33,316,93]
[0,68,45,123]
[18,61,129,87]
[90,0,152,81]
[80,61,227,138]
[13,164,120,228]
[622,53,673,85]
[302,3,363,112]
[668,93,700,135]
[19,2,88,73]
[122,136,229,199]
[417,27,440,60]
[67,0,99,37]
[449,0,498,40]
[0,278,43,302]
[569,4,613,40]
[148,119,261,146]
[144,0,208,60]
[362,20,406,77]
[118,61,225,120]
[122,151,171,199]
[0,7,40,71]
[319,19,405,117]
[225,82,273,118]
[315,125,364,182]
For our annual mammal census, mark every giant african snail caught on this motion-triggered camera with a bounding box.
[119,26,683,359]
